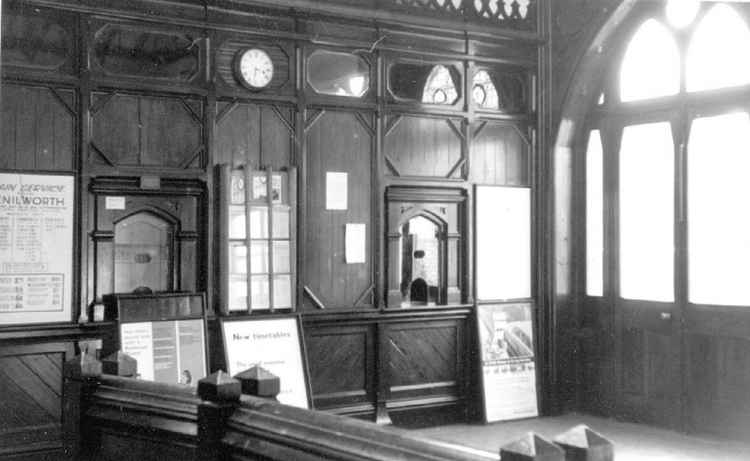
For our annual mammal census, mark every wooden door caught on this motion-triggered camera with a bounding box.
[611,119,682,428]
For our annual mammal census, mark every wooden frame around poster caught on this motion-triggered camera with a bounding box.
[220,314,312,409]
[113,292,209,386]
[0,172,75,325]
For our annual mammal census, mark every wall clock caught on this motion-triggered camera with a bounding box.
[234,48,274,90]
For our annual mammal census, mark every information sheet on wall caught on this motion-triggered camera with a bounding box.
[0,173,74,325]
[120,319,207,385]
[222,317,309,409]
[477,303,538,422]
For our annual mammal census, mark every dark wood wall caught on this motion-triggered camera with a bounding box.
[0,0,547,457]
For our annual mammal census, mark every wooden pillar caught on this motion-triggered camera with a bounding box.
[196,370,242,461]
[500,432,564,461]
[234,365,280,400]
[553,425,614,461]
[62,350,102,460]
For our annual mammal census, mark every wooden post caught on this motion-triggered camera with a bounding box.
[62,349,102,460]
[196,371,242,461]
[101,351,138,377]
[553,425,614,461]
[500,432,565,461]
[234,365,280,399]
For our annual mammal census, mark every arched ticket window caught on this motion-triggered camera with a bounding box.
[114,211,175,293]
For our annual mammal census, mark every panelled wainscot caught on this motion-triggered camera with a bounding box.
[0,0,548,457]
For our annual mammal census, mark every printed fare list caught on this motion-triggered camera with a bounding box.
[0,175,73,318]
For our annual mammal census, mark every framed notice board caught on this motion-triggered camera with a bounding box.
[221,314,311,409]
[477,303,538,422]
[113,292,208,386]
[0,172,75,325]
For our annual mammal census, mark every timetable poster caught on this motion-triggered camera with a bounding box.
[0,173,74,325]
[477,303,538,422]
[120,319,207,386]
[222,317,309,409]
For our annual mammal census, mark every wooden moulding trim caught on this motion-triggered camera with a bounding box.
[91,230,115,241]
[89,177,205,196]
[386,186,466,203]
[303,286,326,310]
[300,306,473,324]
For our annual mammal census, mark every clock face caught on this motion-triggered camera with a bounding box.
[236,48,274,89]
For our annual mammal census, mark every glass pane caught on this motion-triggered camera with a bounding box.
[229,243,247,275]
[273,206,290,238]
[249,206,268,238]
[228,275,247,312]
[620,19,680,102]
[307,50,370,98]
[619,122,674,302]
[273,275,292,309]
[250,275,269,310]
[114,212,172,293]
[250,241,269,274]
[229,205,245,239]
[688,112,750,305]
[687,4,750,92]
[666,0,699,29]
[475,186,531,300]
[423,65,459,104]
[389,63,460,105]
[586,130,604,297]
[230,170,245,204]
[251,173,267,201]
[273,240,291,273]
[472,70,499,110]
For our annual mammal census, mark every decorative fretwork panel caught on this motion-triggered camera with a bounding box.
[387,0,536,30]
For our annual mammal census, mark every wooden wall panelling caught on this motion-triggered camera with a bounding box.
[90,92,204,170]
[303,322,376,414]
[303,109,374,309]
[213,101,294,169]
[86,18,205,91]
[0,83,77,171]
[0,2,78,81]
[0,341,76,456]
[470,120,530,185]
[384,114,464,179]
[385,319,463,403]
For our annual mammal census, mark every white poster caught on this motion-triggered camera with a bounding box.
[476,186,531,300]
[0,173,74,325]
[345,223,366,264]
[120,319,207,386]
[477,303,538,422]
[222,317,309,409]
[325,172,348,210]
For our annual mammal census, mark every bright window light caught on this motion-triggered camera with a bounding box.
[620,19,680,102]
[619,122,674,302]
[586,130,604,297]
[687,4,750,92]
[688,112,750,305]
[666,0,700,29]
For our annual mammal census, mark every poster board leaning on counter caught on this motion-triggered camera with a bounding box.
[111,292,209,386]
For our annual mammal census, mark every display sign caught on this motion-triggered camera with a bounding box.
[476,186,531,301]
[325,172,347,210]
[477,303,538,422]
[0,173,74,325]
[120,319,207,385]
[222,316,310,409]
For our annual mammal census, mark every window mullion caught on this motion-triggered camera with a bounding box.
[244,167,253,313]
